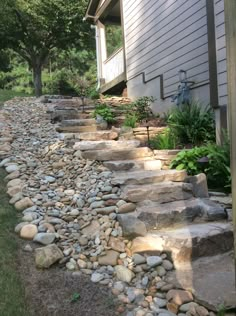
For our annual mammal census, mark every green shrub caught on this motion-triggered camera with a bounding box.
[170,137,231,191]
[47,71,77,96]
[92,103,116,124]
[123,114,138,128]
[150,128,178,150]
[167,102,215,145]
[122,96,155,122]
[88,86,100,99]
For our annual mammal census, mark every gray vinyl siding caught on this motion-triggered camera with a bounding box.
[214,0,228,107]
[122,0,210,98]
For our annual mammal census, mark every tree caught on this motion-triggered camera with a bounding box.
[0,0,94,96]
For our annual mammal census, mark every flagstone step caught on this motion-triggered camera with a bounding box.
[131,222,233,266]
[122,181,193,203]
[60,119,96,126]
[56,125,97,133]
[136,198,227,230]
[81,147,153,161]
[73,140,141,151]
[165,252,236,311]
[103,159,162,171]
[72,130,119,141]
[111,169,187,185]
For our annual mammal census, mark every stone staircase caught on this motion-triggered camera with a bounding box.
[49,102,233,269]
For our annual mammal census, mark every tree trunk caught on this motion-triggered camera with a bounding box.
[33,64,42,97]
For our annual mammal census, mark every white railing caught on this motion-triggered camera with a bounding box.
[103,47,124,83]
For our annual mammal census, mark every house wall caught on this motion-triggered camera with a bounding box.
[214,0,227,108]
[122,0,211,114]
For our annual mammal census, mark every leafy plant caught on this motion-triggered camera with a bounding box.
[170,134,231,191]
[123,113,138,128]
[170,147,208,175]
[70,292,80,303]
[167,102,215,145]
[149,128,178,150]
[92,103,116,124]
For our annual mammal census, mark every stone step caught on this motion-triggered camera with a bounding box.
[131,222,233,266]
[56,125,97,133]
[73,140,140,151]
[111,169,187,185]
[76,130,119,141]
[81,147,153,161]
[136,198,227,230]
[122,181,193,203]
[103,159,162,171]
[165,252,236,311]
[60,119,96,127]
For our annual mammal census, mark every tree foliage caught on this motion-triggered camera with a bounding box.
[0,0,94,96]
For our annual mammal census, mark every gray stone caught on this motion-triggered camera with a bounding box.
[132,254,146,265]
[117,214,147,238]
[6,164,19,173]
[147,256,163,267]
[153,297,167,308]
[91,272,104,283]
[185,173,209,198]
[15,222,29,234]
[179,302,198,312]
[33,233,56,245]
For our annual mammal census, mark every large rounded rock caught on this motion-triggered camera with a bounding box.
[7,186,22,197]
[98,250,119,266]
[35,244,63,269]
[7,178,22,188]
[15,197,34,211]
[20,224,38,240]
[115,265,135,283]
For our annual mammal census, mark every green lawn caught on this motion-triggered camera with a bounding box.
[0,169,30,316]
[0,89,31,105]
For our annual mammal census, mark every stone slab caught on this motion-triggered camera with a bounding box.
[111,169,187,185]
[78,131,118,141]
[136,198,226,230]
[165,252,236,311]
[60,119,96,126]
[56,125,97,133]
[81,147,153,161]
[131,222,233,265]
[122,182,193,203]
[103,159,162,171]
[73,140,140,151]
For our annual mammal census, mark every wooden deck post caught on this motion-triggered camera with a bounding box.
[224,0,236,284]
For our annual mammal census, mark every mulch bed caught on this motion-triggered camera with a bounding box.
[18,242,122,316]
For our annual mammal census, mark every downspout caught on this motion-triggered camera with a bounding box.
[92,25,102,91]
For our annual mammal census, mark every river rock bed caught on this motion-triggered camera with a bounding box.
[0,98,218,316]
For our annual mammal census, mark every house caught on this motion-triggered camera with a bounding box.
[85,0,228,140]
